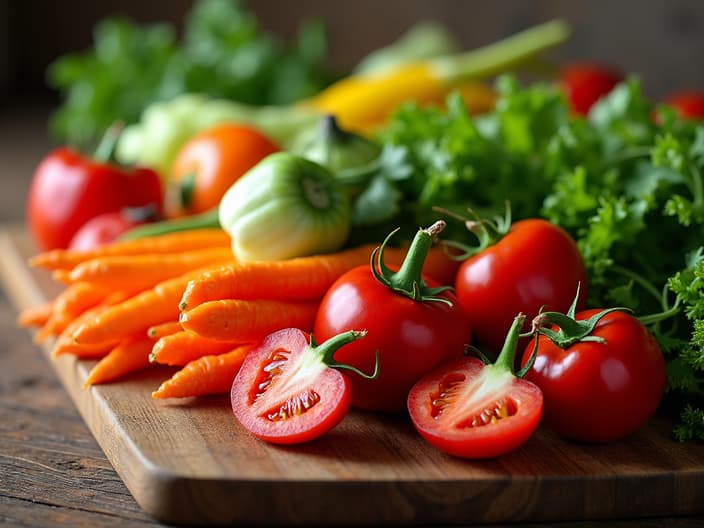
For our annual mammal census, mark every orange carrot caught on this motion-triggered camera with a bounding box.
[51,302,120,358]
[150,330,245,367]
[83,333,155,387]
[60,247,235,291]
[36,282,112,339]
[179,299,319,342]
[179,244,378,310]
[71,263,228,346]
[178,243,458,311]
[29,228,231,271]
[147,320,183,339]
[151,344,254,399]
[17,301,54,329]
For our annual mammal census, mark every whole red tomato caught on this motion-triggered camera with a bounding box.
[67,207,155,251]
[560,62,623,115]
[663,91,704,120]
[165,123,279,219]
[454,218,587,354]
[314,222,472,412]
[523,308,666,443]
[27,147,162,251]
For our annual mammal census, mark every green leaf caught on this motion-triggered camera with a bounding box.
[351,174,403,226]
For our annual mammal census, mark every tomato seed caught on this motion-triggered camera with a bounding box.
[266,389,321,421]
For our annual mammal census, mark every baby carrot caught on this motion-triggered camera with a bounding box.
[151,344,254,399]
[61,247,235,291]
[179,243,378,309]
[71,263,228,346]
[83,333,155,387]
[179,299,319,342]
[51,303,120,358]
[17,301,54,329]
[147,320,183,339]
[29,228,231,271]
[36,282,112,339]
[150,330,245,367]
[179,243,458,310]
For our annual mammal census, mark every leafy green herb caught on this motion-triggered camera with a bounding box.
[366,74,704,440]
[47,0,336,149]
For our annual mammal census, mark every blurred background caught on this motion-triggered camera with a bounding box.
[1,0,704,221]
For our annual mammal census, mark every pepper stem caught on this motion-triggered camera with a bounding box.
[93,121,125,163]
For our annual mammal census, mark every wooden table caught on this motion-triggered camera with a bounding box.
[2,104,704,528]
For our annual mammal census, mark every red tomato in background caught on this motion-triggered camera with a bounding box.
[454,219,587,354]
[165,123,280,219]
[27,147,162,251]
[313,265,471,412]
[231,328,360,445]
[663,91,704,120]
[67,208,154,251]
[522,309,666,443]
[407,356,543,459]
[560,62,623,115]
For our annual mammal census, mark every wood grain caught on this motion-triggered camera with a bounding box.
[2,225,704,526]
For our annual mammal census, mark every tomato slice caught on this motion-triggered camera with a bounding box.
[407,357,543,459]
[231,328,358,445]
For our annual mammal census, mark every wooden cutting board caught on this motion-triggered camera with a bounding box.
[1,225,703,526]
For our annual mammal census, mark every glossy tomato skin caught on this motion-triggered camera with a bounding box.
[165,124,280,218]
[560,62,623,115]
[68,211,145,251]
[523,309,666,443]
[408,357,543,459]
[455,219,587,354]
[664,91,704,120]
[27,148,162,251]
[231,328,351,445]
[313,266,471,412]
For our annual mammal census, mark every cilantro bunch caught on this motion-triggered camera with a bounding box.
[372,75,704,440]
[47,0,336,149]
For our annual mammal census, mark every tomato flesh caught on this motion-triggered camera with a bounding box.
[231,329,351,444]
[408,357,543,459]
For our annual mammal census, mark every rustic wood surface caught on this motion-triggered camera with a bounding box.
[2,224,704,527]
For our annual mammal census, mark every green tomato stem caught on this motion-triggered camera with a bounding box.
[371,221,454,304]
[310,330,377,379]
[436,202,512,261]
[493,313,526,374]
[533,306,630,349]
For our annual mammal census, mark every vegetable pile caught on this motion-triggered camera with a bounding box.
[17,0,704,458]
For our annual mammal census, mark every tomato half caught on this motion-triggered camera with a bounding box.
[455,218,587,354]
[231,328,359,445]
[522,309,666,443]
[165,123,280,218]
[408,356,543,459]
[559,62,623,115]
